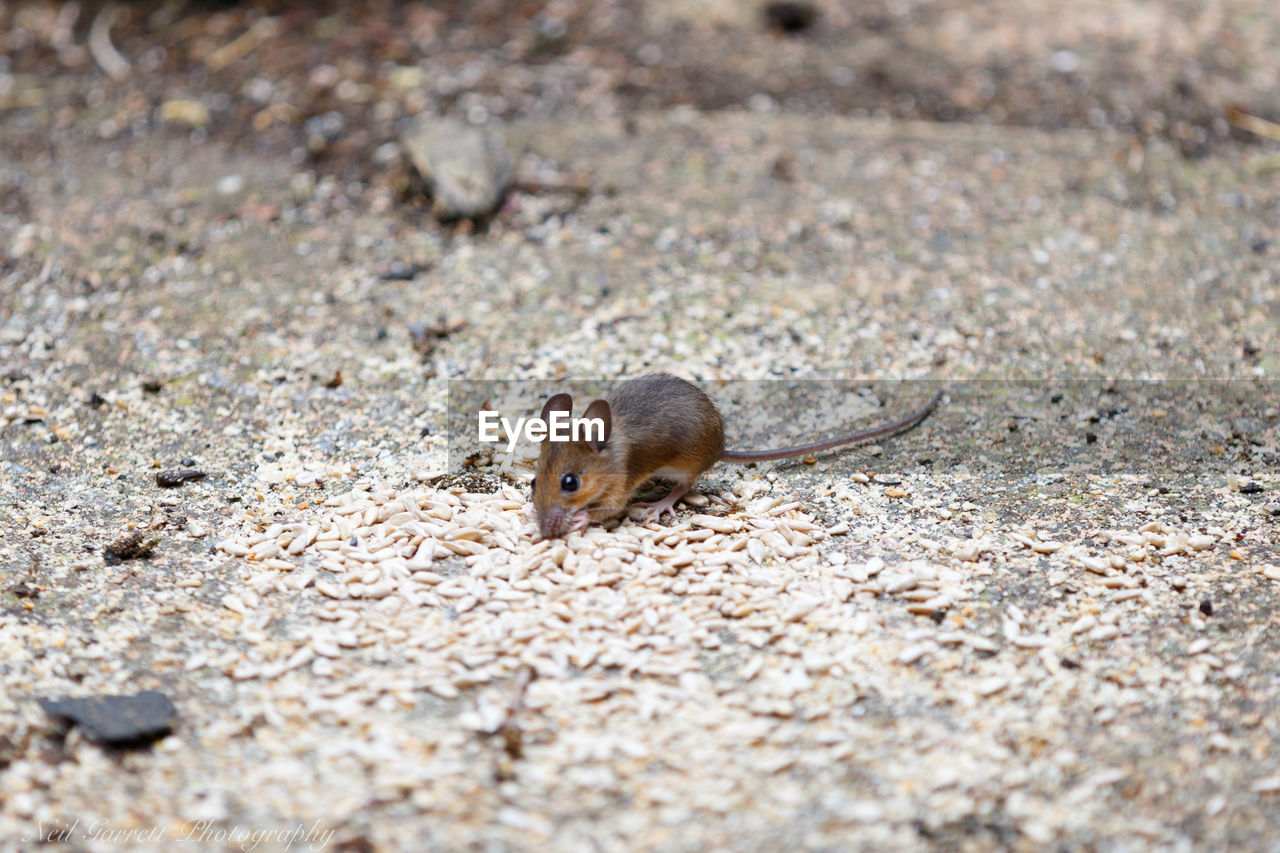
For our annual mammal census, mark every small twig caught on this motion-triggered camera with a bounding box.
[88,5,131,82]
[158,15,209,46]
[1227,104,1280,144]
[206,17,281,72]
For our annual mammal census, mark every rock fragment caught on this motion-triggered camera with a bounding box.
[40,690,176,746]
[156,469,208,488]
[103,532,160,564]
[400,117,513,221]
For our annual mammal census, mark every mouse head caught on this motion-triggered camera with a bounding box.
[531,392,624,538]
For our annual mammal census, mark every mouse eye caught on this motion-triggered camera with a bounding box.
[560,473,580,493]
[529,477,536,495]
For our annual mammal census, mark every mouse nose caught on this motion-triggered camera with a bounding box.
[538,507,567,539]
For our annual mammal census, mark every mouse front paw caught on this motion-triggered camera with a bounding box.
[629,482,692,523]
[629,498,679,522]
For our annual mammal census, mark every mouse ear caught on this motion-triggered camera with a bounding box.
[540,393,573,423]
[581,399,612,451]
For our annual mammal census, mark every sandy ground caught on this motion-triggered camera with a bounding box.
[1,2,1279,851]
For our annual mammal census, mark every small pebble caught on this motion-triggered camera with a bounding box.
[216,175,245,196]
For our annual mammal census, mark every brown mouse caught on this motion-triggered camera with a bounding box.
[531,373,942,538]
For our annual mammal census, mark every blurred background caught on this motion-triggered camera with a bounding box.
[3,0,1278,199]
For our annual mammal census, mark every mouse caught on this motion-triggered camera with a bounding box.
[530,373,942,538]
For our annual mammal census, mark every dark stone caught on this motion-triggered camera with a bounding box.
[764,2,818,34]
[156,469,207,488]
[40,690,176,746]
[1239,481,1264,494]
[1199,599,1213,616]
[379,261,428,281]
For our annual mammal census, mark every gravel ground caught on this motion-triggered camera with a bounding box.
[2,2,1279,851]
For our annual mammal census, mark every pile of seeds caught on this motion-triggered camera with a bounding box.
[215,479,939,692]
[220,478,1256,665]
[214,477,1275,685]
[200,475,1279,846]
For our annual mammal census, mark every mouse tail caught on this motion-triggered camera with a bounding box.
[720,389,943,463]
